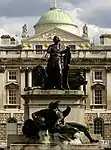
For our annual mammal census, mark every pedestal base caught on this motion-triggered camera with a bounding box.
[10,143,101,150]
[22,90,87,124]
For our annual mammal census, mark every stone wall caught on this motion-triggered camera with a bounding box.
[104,124,111,140]
[85,113,111,140]
[0,124,6,140]
[0,113,23,141]
[17,124,23,135]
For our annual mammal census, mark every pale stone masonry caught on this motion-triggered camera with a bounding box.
[0,52,110,141]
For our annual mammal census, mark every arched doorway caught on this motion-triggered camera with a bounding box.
[94,118,104,137]
[7,118,17,135]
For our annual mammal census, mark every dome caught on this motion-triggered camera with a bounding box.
[37,7,74,26]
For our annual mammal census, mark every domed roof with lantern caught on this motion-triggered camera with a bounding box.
[34,2,79,35]
[37,7,74,26]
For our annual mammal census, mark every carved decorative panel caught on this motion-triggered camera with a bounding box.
[0,113,11,123]
[29,28,82,42]
[99,113,111,122]
[13,113,24,122]
[85,113,97,123]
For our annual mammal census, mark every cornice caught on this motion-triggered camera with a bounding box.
[105,67,111,72]
[0,57,111,64]
[71,58,111,66]
[0,66,5,73]
[71,58,111,62]
[20,66,36,72]
[70,66,91,72]
[0,58,47,66]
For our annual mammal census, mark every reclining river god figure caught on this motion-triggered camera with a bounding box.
[22,101,99,144]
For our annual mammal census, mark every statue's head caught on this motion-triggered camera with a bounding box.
[66,46,70,51]
[35,65,45,75]
[53,36,60,44]
[48,101,60,110]
[75,69,81,75]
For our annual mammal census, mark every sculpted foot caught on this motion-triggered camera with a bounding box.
[90,139,99,143]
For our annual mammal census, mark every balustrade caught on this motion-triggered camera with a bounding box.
[0,49,110,59]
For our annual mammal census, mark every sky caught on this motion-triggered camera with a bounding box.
[0,0,111,42]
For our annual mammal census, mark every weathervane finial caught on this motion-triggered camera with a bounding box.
[50,0,59,10]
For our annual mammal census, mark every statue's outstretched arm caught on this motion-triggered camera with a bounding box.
[62,106,71,118]
[60,49,67,54]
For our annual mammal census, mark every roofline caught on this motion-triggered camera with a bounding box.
[34,22,78,29]
[100,34,111,38]
[23,26,89,42]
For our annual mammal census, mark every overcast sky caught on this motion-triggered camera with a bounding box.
[0,0,111,42]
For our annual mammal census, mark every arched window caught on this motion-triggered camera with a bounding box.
[94,118,104,136]
[7,118,17,135]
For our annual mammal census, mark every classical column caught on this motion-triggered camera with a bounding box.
[24,100,29,121]
[28,69,32,88]
[80,85,84,91]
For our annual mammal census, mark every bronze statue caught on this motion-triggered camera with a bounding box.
[32,65,87,91]
[46,36,63,89]
[32,65,48,89]
[68,70,87,90]
[29,36,87,90]
[61,46,71,89]
[22,101,98,143]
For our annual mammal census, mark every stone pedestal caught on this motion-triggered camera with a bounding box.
[22,89,87,124]
[10,90,102,150]
[10,143,101,150]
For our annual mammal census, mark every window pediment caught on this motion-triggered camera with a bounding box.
[5,82,19,89]
[91,83,105,89]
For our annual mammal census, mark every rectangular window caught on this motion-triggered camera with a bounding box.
[100,37,104,45]
[94,88,102,104]
[35,45,43,54]
[69,45,77,54]
[8,89,17,104]
[1,39,10,45]
[69,45,75,50]
[94,71,102,80]
[8,70,17,81]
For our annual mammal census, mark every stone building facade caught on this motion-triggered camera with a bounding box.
[0,5,111,142]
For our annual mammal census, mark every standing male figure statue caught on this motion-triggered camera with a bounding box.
[46,36,63,89]
[83,24,88,37]
[61,46,71,89]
